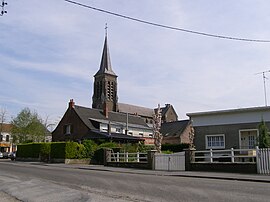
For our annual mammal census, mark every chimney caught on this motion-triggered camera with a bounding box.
[103,102,109,118]
[69,99,75,108]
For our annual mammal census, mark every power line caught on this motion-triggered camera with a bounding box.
[64,0,270,43]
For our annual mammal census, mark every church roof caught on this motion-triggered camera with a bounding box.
[118,103,154,118]
[73,105,149,130]
[94,36,116,77]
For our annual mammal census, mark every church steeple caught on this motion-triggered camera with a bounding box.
[94,30,116,76]
[92,33,118,112]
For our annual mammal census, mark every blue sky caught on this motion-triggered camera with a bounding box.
[1,0,270,125]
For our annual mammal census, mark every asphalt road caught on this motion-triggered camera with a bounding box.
[0,160,270,202]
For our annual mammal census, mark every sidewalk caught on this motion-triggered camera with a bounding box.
[42,163,270,183]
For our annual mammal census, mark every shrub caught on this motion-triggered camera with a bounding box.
[161,143,190,153]
[98,141,119,149]
[51,142,66,159]
[83,140,98,158]
[40,143,51,162]
[17,143,41,158]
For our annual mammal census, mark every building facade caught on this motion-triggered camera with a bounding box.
[187,106,270,150]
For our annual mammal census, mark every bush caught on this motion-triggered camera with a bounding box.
[51,142,66,159]
[40,143,51,162]
[98,142,119,149]
[161,143,190,153]
[17,143,41,158]
[83,140,98,158]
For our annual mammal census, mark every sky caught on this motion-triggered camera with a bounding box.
[1,0,270,125]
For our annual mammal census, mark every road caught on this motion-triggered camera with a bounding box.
[0,160,270,202]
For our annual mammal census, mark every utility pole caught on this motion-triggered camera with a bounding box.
[256,70,270,106]
[0,0,7,16]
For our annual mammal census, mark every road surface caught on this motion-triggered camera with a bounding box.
[0,160,270,202]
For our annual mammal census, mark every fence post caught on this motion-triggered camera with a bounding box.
[231,148,235,163]
[210,149,213,163]
[117,152,119,162]
[184,148,195,171]
[137,152,140,162]
[256,146,261,174]
[126,152,129,162]
[147,150,157,170]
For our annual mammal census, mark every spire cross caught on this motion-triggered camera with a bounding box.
[105,23,108,37]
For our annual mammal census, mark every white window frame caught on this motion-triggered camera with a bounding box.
[205,134,225,149]
[65,125,71,134]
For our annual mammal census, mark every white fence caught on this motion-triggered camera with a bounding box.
[256,147,270,174]
[194,148,256,163]
[108,152,147,163]
[154,152,185,171]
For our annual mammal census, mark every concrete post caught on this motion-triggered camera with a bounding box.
[104,149,111,166]
[147,150,157,170]
[184,148,196,171]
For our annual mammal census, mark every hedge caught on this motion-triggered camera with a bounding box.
[17,143,41,158]
[161,143,190,152]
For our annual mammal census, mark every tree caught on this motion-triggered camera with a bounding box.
[11,108,47,143]
[0,107,8,134]
[153,104,162,153]
[258,120,270,148]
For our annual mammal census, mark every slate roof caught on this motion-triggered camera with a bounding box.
[160,120,190,137]
[85,130,144,142]
[118,103,154,118]
[94,36,116,76]
[0,123,12,133]
[73,105,149,130]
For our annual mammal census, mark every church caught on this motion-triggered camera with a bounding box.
[52,35,187,145]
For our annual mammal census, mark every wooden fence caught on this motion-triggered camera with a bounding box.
[256,147,270,174]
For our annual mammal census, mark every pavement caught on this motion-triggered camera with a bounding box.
[28,162,270,184]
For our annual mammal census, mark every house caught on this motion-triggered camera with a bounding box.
[0,123,15,153]
[161,120,191,144]
[187,106,270,150]
[52,99,152,143]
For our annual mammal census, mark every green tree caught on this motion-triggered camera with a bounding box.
[258,120,270,148]
[11,108,47,143]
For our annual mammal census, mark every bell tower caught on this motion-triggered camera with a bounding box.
[92,34,118,112]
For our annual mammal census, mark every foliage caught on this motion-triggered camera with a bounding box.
[65,142,86,159]
[161,143,190,153]
[120,143,138,153]
[98,141,119,149]
[17,143,41,158]
[40,143,51,162]
[11,108,47,143]
[83,140,98,158]
[162,150,173,154]
[258,120,270,148]
[50,142,66,159]
[137,142,155,152]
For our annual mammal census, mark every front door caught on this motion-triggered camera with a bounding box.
[239,130,258,149]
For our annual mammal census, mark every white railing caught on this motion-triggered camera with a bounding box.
[194,148,256,163]
[109,152,148,163]
[256,147,270,174]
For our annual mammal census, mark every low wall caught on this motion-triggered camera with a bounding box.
[16,158,90,165]
[190,162,257,174]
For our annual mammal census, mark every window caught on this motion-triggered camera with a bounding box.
[139,133,143,137]
[128,132,133,136]
[64,125,72,135]
[149,133,153,137]
[206,134,225,149]
[6,135,9,142]
[116,128,121,133]
[248,135,256,149]
[0,134,2,141]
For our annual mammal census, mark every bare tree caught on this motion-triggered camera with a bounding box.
[153,104,162,153]
[0,108,8,134]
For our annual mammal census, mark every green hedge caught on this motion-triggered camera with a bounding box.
[161,143,190,153]
[17,143,41,158]
[17,142,88,160]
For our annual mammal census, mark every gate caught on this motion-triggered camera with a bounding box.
[256,147,270,174]
[154,152,185,171]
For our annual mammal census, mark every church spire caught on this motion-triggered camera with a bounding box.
[95,28,116,76]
